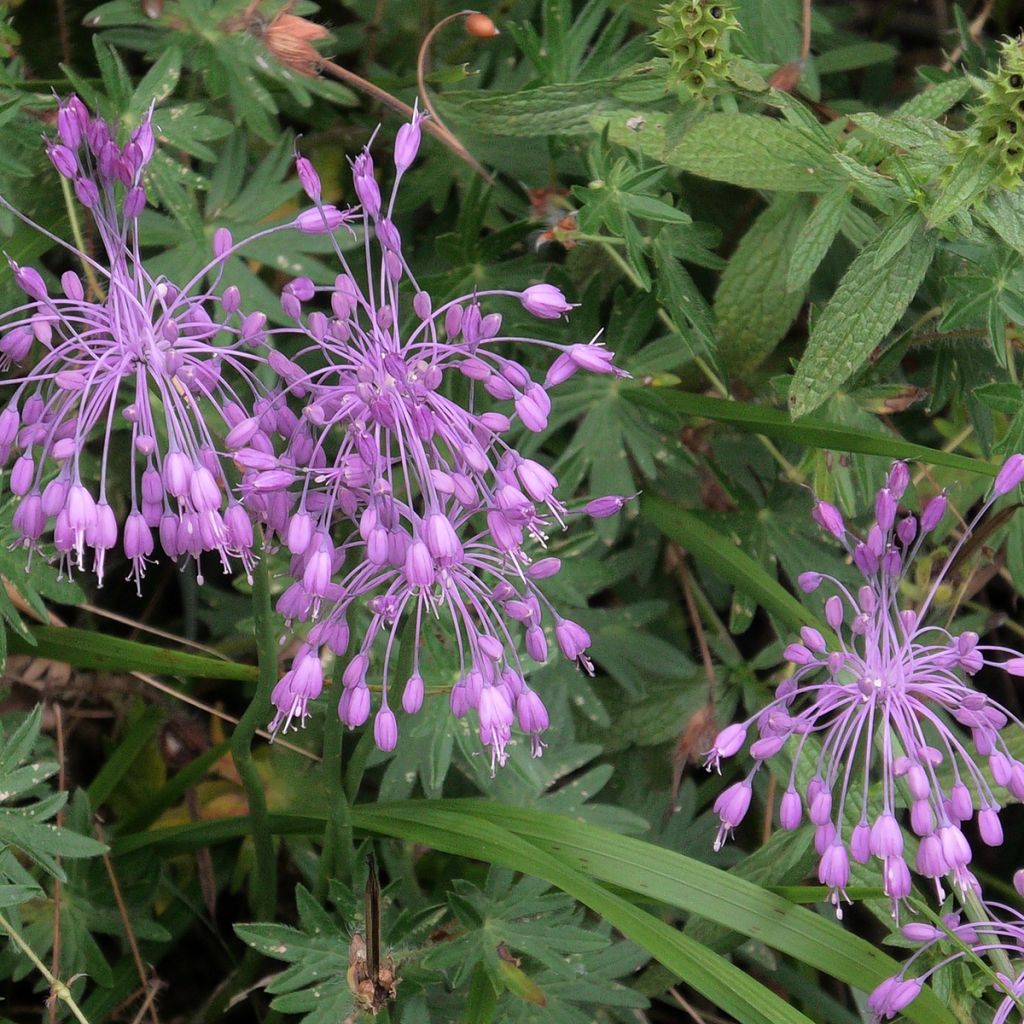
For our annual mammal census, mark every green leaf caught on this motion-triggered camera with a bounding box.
[927,146,999,227]
[352,804,820,1024]
[813,42,897,75]
[651,391,995,476]
[641,494,823,633]
[129,46,183,116]
[7,626,257,682]
[788,225,937,417]
[715,195,809,371]
[787,187,851,291]
[442,78,630,136]
[441,802,953,1024]
[665,113,842,193]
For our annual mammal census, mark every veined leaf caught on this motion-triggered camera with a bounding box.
[665,113,842,192]
[715,195,809,370]
[788,225,937,417]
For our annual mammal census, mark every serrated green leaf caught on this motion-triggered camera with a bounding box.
[928,146,999,227]
[666,113,842,193]
[715,195,809,371]
[787,187,851,291]
[442,78,627,136]
[789,225,937,417]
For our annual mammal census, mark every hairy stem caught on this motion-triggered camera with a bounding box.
[58,177,105,301]
[0,911,91,1024]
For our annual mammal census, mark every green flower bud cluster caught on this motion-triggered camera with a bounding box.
[972,35,1024,185]
[653,0,739,98]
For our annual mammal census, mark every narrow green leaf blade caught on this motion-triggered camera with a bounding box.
[652,391,995,476]
[642,494,823,632]
[7,626,256,682]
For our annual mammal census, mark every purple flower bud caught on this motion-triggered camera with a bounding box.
[394,113,423,172]
[783,643,813,665]
[585,494,633,518]
[122,185,146,219]
[555,618,590,660]
[57,98,85,149]
[978,807,1003,846]
[875,487,896,530]
[48,144,78,179]
[12,263,47,301]
[401,673,424,715]
[295,204,350,233]
[887,461,909,499]
[811,500,845,539]
[520,283,575,319]
[994,453,1024,496]
[517,688,549,735]
[921,492,946,531]
[528,557,561,579]
[339,684,371,728]
[213,227,233,259]
[404,540,434,587]
[374,706,398,751]
[850,821,871,864]
[901,922,942,943]
[778,788,802,829]
[796,571,821,592]
[896,515,917,545]
[353,152,381,216]
[295,154,321,201]
[74,175,99,209]
[424,513,461,563]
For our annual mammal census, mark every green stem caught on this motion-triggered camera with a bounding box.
[0,911,91,1024]
[231,531,279,926]
[317,678,354,895]
[58,177,105,301]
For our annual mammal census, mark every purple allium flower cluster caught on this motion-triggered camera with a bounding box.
[0,96,307,590]
[870,879,1024,1021]
[705,457,1024,916]
[0,97,624,771]
[262,109,629,766]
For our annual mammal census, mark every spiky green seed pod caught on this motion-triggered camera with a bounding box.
[653,0,740,99]
[970,35,1024,185]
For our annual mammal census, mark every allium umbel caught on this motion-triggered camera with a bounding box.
[0,97,306,589]
[706,459,1024,914]
[265,110,629,767]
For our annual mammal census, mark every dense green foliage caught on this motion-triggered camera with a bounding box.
[1,1,1024,1022]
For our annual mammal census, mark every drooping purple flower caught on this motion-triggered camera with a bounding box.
[0,96,300,590]
[705,460,1024,915]
[870,894,1024,1022]
[263,111,626,766]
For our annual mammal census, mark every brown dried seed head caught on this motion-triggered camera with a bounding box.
[465,12,499,38]
[264,12,331,76]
